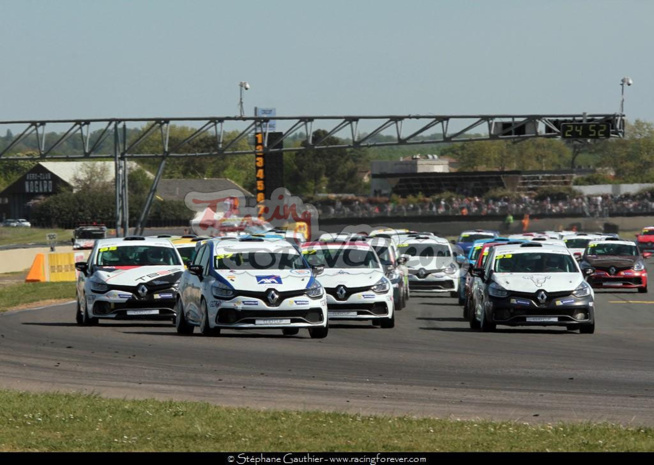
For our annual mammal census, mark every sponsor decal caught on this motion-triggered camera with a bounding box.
[243,300,259,306]
[555,298,576,306]
[362,294,375,299]
[302,249,317,255]
[290,269,311,276]
[523,275,552,287]
[227,275,236,282]
[510,298,531,306]
[209,301,220,308]
[154,293,173,299]
[99,246,117,252]
[118,293,132,299]
[256,275,282,285]
[293,300,309,305]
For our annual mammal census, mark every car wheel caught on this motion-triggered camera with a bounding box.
[480,308,496,332]
[78,295,98,326]
[397,288,405,311]
[309,324,328,339]
[458,290,465,306]
[579,321,595,334]
[638,286,648,293]
[199,300,220,336]
[175,298,194,335]
[405,284,410,301]
[75,298,84,325]
[282,328,299,336]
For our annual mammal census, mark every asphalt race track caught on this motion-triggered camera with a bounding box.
[1,291,653,426]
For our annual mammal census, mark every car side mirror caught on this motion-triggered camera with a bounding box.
[471,267,485,279]
[311,265,324,276]
[399,254,410,264]
[386,264,395,273]
[455,255,466,265]
[75,262,88,276]
[188,264,204,277]
[583,267,595,277]
[450,239,456,245]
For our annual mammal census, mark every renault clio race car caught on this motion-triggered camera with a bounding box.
[580,239,650,293]
[74,236,185,324]
[301,241,395,328]
[398,236,459,295]
[175,238,329,338]
[470,242,595,333]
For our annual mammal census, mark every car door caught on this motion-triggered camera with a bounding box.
[182,243,208,321]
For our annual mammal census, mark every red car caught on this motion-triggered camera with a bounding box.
[636,227,654,254]
[580,239,650,293]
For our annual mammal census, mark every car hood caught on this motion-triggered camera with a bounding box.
[94,265,185,286]
[406,256,455,271]
[315,268,385,287]
[638,236,654,243]
[492,273,584,293]
[584,256,639,268]
[216,268,314,290]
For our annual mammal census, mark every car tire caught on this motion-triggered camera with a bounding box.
[282,328,300,336]
[175,299,194,335]
[480,309,496,332]
[309,324,328,339]
[397,288,405,310]
[579,321,595,334]
[199,300,220,336]
[458,291,465,306]
[380,312,395,329]
[638,286,648,293]
[75,298,84,325]
[78,295,98,326]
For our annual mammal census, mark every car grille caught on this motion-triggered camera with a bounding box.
[233,289,308,307]
[217,308,324,324]
[324,285,373,301]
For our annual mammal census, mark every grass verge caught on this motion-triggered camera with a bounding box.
[0,390,651,452]
[0,281,75,312]
[0,227,72,247]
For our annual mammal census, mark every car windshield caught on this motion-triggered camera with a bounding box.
[177,246,196,263]
[459,233,494,243]
[75,228,106,239]
[565,238,593,248]
[371,246,393,265]
[470,246,484,262]
[96,245,181,266]
[398,244,451,258]
[642,230,654,236]
[587,243,638,256]
[215,251,307,270]
[303,248,380,269]
[494,252,578,273]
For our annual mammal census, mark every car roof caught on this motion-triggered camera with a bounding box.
[95,237,176,248]
[214,239,302,253]
[398,236,449,245]
[491,242,573,255]
[588,239,636,246]
[302,241,373,250]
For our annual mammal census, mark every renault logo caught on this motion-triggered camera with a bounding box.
[418,268,427,279]
[266,290,279,305]
[536,290,547,305]
[137,284,148,298]
[336,285,347,300]
[609,266,616,276]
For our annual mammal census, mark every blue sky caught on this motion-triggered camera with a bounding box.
[1,0,651,125]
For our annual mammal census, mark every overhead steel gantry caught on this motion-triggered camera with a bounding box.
[0,113,624,236]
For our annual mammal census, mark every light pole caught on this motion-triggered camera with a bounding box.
[238,81,250,117]
[619,76,632,131]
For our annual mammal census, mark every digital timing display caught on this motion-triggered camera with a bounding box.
[560,122,611,139]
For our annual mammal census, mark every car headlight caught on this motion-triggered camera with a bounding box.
[305,281,324,299]
[488,282,509,298]
[211,281,235,299]
[572,281,592,298]
[444,263,458,275]
[633,261,646,272]
[387,270,401,282]
[372,277,391,294]
[89,279,109,293]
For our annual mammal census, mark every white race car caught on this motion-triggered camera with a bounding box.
[175,238,329,338]
[301,241,395,328]
[398,236,459,296]
[75,236,186,324]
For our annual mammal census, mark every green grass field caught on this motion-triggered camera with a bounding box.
[0,391,651,452]
[0,227,72,247]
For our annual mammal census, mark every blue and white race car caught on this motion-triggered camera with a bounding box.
[175,237,329,338]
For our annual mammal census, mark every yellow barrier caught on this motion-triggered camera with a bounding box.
[25,252,85,283]
[48,252,78,282]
